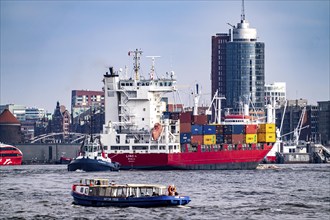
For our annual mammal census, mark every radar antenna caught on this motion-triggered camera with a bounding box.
[146,56,161,80]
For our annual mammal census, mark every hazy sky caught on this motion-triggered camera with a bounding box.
[1,0,329,113]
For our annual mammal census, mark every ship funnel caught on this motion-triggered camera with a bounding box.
[109,67,114,75]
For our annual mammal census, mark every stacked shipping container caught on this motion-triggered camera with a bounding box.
[179,112,276,146]
[257,123,276,143]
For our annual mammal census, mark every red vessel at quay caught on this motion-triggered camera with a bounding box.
[0,143,23,166]
[100,50,276,170]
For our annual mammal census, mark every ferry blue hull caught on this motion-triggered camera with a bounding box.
[71,191,191,207]
[67,158,120,172]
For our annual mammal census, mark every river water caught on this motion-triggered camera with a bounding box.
[0,164,329,220]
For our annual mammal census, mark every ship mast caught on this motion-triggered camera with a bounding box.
[146,56,161,80]
[128,49,143,80]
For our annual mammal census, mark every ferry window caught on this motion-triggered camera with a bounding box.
[117,187,127,197]
[130,188,137,197]
[169,82,172,86]
[129,83,133,86]
[146,82,149,86]
[103,146,108,150]
[137,82,141,86]
[160,82,163,86]
[142,118,144,121]
[143,108,146,111]
[105,188,111,197]
[80,188,84,193]
[99,187,106,196]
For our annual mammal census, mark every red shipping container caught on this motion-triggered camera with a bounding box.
[192,115,208,125]
[180,123,191,133]
[231,134,245,144]
[245,124,258,134]
[191,135,203,145]
[179,112,192,123]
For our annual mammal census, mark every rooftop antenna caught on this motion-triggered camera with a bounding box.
[128,49,143,80]
[241,0,245,21]
[146,56,161,80]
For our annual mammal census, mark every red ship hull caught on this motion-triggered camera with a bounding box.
[0,144,23,166]
[109,144,272,170]
[0,156,22,166]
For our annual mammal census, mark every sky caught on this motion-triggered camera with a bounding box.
[1,0,329,113]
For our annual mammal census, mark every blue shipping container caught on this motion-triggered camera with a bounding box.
[216,134,224,144]
[191,125,203,135]
[180,133,191,144]
[203,125,216,135]
[223,125,245,135]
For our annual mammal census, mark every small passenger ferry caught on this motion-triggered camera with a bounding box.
[0,143,23,165]
[71,178,191,207]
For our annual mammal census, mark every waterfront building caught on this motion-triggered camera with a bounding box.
[25,107,46,121]
[211,32,231,108]
[0,109,22,144]
[71,90,105,134]
[211,2,265,111]
[0,104,26,121]
[71,90,104,122]
[275,99,319,143]
[52,101,71,142]
[264,82,286,106]
[318,101,330,146]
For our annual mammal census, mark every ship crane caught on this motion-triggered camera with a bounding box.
[206,90,226,124]
[146,56,161,80]
[280,106,308,145]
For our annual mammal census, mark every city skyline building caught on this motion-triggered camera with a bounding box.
[265,82,286,106]
[71,90,104,123]
[211,1,265,111]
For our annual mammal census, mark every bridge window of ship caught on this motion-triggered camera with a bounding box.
[150,145,158,150]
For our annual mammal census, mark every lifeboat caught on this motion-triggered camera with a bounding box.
[151,123,162,140]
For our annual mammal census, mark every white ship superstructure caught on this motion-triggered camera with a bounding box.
[101,49,180,153]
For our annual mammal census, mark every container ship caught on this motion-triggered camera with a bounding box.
[100,49,276,170]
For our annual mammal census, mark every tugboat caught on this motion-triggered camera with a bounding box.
[68,111,120,172]
[67,136,120,172]
[71,178,191,207]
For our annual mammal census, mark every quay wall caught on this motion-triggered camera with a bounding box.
[16,143,81,164]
